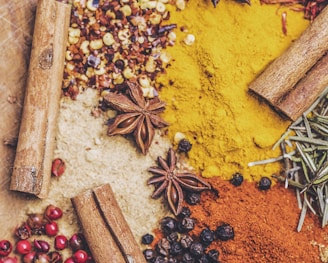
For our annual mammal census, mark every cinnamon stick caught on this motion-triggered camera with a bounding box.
[275,52,328,121]
[249,6,328,118]
[71,184,147,263]
[10,0,71,198]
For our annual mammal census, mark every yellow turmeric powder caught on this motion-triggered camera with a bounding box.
[157,1,309,180]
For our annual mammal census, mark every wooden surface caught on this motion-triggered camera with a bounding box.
[0,0,38,235]
[10,0,71,198]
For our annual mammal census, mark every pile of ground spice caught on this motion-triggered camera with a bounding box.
[184,178,328,262]
[157,0,309,180]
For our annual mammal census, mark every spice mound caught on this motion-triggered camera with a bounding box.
[185,178,328,262]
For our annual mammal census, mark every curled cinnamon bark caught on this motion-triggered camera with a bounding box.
[71,184,147,263]
[249,7,328,120]
[10,0,71,197]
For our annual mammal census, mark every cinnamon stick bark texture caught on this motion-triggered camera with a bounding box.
[277,52,328,120]
[10,0,71,197]
[249,6,328,120]
[71,184,147,263]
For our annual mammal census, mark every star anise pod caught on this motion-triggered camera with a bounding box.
[148,148,211,215]
[103,81,169,155]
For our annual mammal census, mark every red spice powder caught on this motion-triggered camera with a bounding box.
[185,178,328,262]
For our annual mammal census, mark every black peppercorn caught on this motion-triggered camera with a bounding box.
[198,255,209,263]
[178,206,191,219]
[143,249,156,261]
[182,252,195,263]
[207,249,220,262]
[170,241,183,256]
[199,228,214,247]
[141,233,154,245]
[178,139,192,153]
[166,232,179,243]
[190,242,204,258]
[153,256,167,263]
[258,176,272,190]
[160,217,178,235]
[178,217,195,233]
[114,59,125,70]
[214,223,234,241]
[180,234,193,249]
[168,257,179,263]
[156,238,171,256]
[230,172,244,186]
[185,192,201,205]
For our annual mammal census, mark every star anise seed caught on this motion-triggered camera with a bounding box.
[103,81,169,155]
[148,148,211,215]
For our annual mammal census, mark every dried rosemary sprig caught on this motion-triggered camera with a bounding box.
[249,86,328,230]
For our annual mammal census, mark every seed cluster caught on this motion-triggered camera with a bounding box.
[141,207,235,263]
[63,0,184,101]
[0,205,93,263]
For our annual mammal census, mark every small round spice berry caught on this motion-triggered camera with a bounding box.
[48,251,63,263]
[170,241,183,256]
[160,217,177,235]
[207,249,220,262]
[55,235,68,250]
[178,139,192,153]
[178,217,195,233]
[69,233,86,251]
[27,213,46,230]
[143,249,156,261]
[33,239,50,253]
[114,59,125,70]
[44,205,63,221]
[15,240,32,255]
[34,253,50,263]
[141,233,154,245]
[45,221,59,237]
[230,172,244,186]
[51,158,66,177]
[166,232,179,243]
[180,234,193,249]
[199,228,214,247]
[72,250,88,263]
[22,252,36,263]
[214,223,234,241]
[185,192,201,205]
[0,257,17,263]
[0,240,12,257]
[190,242,204,258]
[177,206,191,219]
[167,257,178,263]
[153,256,166,263]
[15,223,32,240]
[258,176,272,190]
[156,238,171,257]
[64,258,75,263]
[182,252,194,262]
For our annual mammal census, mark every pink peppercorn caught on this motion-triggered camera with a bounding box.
[0,240,12,257]
[55,235,68,250]
[73,250,88,263]
[44,205,63,221]
[15,240,32,255]
[45,221,59,237]
[64,258,75,263]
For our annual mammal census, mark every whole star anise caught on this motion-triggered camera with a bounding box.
[148,148,211,215]
[103,81,169,155]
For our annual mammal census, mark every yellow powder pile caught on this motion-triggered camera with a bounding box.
[157,0,309,180]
